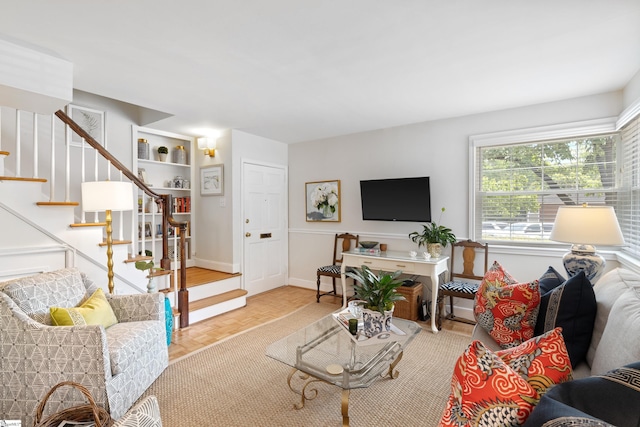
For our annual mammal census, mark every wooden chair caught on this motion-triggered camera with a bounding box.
[437,239,489,329]
[316,233,359,303]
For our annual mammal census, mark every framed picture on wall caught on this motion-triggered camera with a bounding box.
[139,222,152,239]
[200,164,224,196]
[305,180,341,222]
[67,104,106,148]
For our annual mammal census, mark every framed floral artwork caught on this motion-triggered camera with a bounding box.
[67,104,106,148]
[306,180,341,222]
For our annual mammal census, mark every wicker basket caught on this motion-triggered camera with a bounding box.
[395,282,423,321]
[33,381,112,427]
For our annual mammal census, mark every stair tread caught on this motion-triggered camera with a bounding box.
[0,176,47,182]
[148,269,171,277]
[98,240,132,246]
[189,289,248,312]
[70,222,107,227]
[185,268,241,288]
[124,255,153,263]
[37,201,79,206]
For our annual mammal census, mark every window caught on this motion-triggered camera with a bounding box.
[619,114,640,257]
[471,119,619,244]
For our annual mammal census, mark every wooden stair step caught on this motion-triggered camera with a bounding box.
[185,267,241,288]
[98,240,132,247]
[37,201,79,206]
[189,289,248,312]
[123,255,153,263]
[70,222,107,227]
[0,176,47,182]
[148,269,171,278]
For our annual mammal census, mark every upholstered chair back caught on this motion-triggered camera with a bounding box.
[0,267,98,325]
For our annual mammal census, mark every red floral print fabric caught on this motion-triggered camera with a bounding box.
[474,261,541,348]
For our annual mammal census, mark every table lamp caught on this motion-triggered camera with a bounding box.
[550,204,624,282]
[82,181,134,293]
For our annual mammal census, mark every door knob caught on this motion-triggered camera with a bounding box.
[245,232,251,237]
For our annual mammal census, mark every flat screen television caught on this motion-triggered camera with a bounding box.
[360,177,431,222]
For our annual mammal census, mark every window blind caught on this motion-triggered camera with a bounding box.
[474,134,619,243]
[619,115,640,257]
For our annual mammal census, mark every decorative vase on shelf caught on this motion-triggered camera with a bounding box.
[173,145,187,164]
[158,153,168,162]
[137,138,149,160]
[427,243,442,258]
[362,307,394,338]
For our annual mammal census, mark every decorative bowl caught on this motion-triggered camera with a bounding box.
[359,241,379,249]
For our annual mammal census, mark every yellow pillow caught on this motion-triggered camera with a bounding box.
[50,288,118,328]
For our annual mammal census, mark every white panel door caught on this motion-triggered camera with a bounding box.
[243,162,286,295]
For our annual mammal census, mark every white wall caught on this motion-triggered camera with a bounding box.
[623,69,640,110]
[193,130,234,271]
[288,91,624,303]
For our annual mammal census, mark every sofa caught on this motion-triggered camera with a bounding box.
[471,266,640,425]
[0,267,169,425]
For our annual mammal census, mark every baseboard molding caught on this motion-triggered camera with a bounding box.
[195,258,240,274]
[441,303,475,322]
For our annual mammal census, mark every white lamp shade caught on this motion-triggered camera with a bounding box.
[550,205,625,246]
[81,181,134,212]
[197,137,217,150]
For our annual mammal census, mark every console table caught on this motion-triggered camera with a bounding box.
[340,250,449,333]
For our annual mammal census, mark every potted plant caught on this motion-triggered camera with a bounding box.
[408,207,457,258]
[157,146,168,162]
[135,259,161,293]
[346,265,406,337]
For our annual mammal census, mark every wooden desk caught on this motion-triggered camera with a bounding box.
[341,250,449,333]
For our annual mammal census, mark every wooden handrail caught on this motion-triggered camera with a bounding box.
[54,110,190,327]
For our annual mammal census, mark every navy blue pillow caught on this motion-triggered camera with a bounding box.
[524,362,640,427]
[535,271,596,368]
[538,265,566,294]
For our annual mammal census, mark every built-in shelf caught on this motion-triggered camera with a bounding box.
[133,125,195,269]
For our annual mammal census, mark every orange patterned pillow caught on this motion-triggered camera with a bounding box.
[496,327,573,398]
[439,340,539,427]
[474,261,541,348]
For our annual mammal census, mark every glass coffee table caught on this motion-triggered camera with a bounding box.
[266,312,421,426]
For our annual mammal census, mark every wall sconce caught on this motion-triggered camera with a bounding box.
[197,137,217,157]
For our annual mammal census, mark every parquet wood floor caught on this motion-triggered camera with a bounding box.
[168,286,473,361]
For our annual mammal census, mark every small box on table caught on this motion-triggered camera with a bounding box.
[394,282,423,321]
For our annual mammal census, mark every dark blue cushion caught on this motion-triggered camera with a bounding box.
[524,362,640,427]
[539,265,566,294]
[535,271,596,368]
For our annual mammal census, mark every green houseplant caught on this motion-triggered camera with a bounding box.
[347,265,406,337]
[408,207,457,258]
[135,260,162,293]
[157,146,168,162]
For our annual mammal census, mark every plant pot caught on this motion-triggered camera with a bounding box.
[362,307,394,338]
[427,243,442,258]
[158,153,168,162]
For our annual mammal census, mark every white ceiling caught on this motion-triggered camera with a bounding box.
[1,1,639,144]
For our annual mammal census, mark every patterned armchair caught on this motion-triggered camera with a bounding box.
[0,267,168,425]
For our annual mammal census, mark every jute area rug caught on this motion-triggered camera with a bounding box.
[142,302,472,426]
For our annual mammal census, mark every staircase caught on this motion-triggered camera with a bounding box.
[0,107,246,327]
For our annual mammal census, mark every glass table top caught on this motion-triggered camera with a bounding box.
[266,312,421,389]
